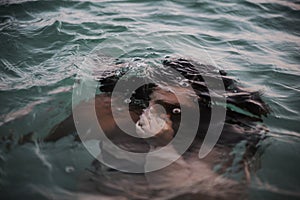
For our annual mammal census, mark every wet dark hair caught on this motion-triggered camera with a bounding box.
[98,58,270,154]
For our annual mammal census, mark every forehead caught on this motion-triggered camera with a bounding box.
[150,86,199,109]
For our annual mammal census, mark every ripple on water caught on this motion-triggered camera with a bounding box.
[0,0,300,199]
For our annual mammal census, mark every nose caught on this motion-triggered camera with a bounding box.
[135,104,168,139]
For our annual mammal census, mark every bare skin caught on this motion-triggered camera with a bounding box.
[45,85,197,146]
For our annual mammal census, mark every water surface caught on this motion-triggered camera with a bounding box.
[0,0,300,199]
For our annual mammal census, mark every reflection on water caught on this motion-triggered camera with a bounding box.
[0,0,300,199]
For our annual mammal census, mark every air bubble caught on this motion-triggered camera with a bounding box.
[124,98,131,104]
[65,166,75,173]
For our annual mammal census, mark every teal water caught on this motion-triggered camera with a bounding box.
[0,0,300,199]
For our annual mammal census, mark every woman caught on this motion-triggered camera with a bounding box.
[45,58,269,199]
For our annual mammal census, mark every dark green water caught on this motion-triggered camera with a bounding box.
[0,0,300,199]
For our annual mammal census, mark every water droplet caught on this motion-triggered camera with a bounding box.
[176,76,182,81]
[65,166,75,173]
[172,108,181,114]
[179,81,189,88]
[116,107,123,111]
[124,98,131,104]
[179,79,190,87]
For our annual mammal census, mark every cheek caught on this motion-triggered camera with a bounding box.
[170,115,181,134]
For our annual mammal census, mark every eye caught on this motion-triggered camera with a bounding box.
[172,108,181,114]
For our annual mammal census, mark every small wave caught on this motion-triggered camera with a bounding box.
[0,99,47,126]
